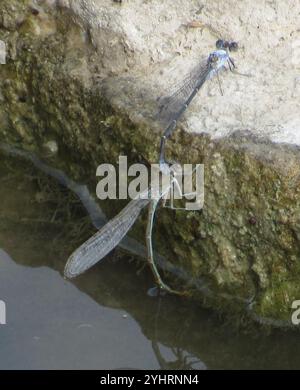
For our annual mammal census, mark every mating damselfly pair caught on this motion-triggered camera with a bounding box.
[64,39,239,295]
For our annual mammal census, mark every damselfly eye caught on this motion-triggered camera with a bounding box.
[229,41,238,51]
[216,39,224,49]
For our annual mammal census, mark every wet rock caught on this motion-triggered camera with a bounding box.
[0,0,300,326]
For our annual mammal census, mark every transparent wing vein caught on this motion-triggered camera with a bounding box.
[64,197,150,278]
[156,59,211,125]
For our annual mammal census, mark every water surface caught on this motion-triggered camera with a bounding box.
[0,153,300,370]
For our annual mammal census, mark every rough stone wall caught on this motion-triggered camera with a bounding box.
[58,0,300,143]
[1,0,300,326]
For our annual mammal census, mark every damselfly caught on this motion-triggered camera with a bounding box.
[64,164,198,295]
[64,39,238,295]
[158,39,238,168]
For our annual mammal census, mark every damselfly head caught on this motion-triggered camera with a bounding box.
[216,39,230,50]
[216,39,238,52]
[229,41,238,52]
[216,39,225,49]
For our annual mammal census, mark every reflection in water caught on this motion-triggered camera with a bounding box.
[1,149,300,369]
[152,342,206,370]
[152,298,207,370]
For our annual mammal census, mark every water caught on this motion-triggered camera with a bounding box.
[1,153,300,370]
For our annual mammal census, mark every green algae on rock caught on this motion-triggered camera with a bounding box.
[1,0,300,327]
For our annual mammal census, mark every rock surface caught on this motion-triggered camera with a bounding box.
[1,0,300,326]
[59,0,300,143]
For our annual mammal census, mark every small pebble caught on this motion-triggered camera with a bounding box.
[44,140,58,154]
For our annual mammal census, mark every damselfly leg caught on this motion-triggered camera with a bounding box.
[217,71,224,95]
[146,199,190,296]
[162,165,200,210]
[146,171,199,296]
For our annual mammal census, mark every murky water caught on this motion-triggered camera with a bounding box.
[1,152,300,370]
